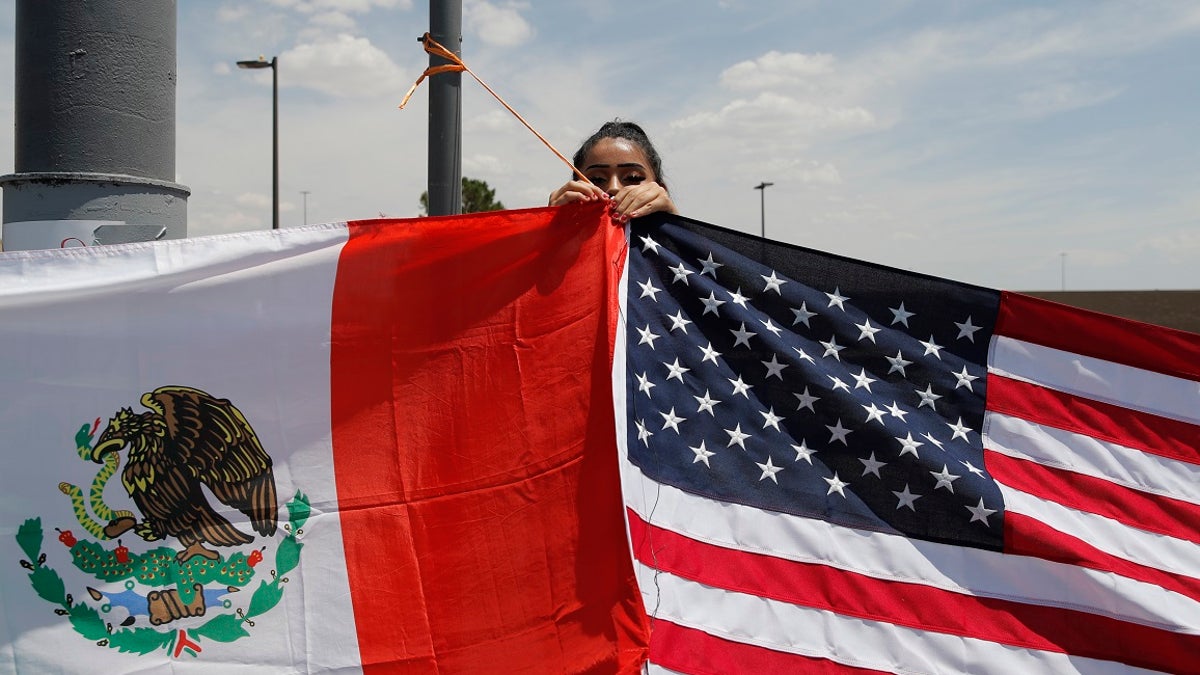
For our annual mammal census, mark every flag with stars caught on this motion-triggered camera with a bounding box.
[615,213,1200,674]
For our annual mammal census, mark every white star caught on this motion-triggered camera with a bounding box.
[667,310,692,333]
[635,418,653,445]
[893,484,921,511]
[895,432,923,458]
[761,354,787,379]
[921,432,945,451]
[728,287,750,308]
[635,371,655,397]
[947,417,974,441]
[960,460,986,477]
[862,402,886,425]
[966,498,997,524]
[792,440,816,463]
[889,302,915,327]
[791,302,817,327]
[725,423,751,449]
[792,346,815,363]
[639,235,661,254]
[698,253,723,278]
[760,407,784,431]
[930,464,961,493]
[668,262,693,284]
[694,389,721,415]
[916,384,941,409]
[825,287,849,310]
[919,336,944,359]
[664,358,690,382]
[955,316,982,342]
[700,291,726,316]
[638,278,661,301]
[761,270,787,294]
[824,472,849,497]
[757,456,783,483]
[760,318,783,337]
[855,320,881,343]
[952,365,979,391]
[637,325,661,349]
[850,368,876,392]
[730,322,757,348]
[659,407,686,434]
[885,401,908,422]
[826,419,852,445]
[690,441,716,467]
[828,375,850,393]
[728,375,753,398]
[819,336,844,361]
[860,453,886,478]
[794,387,819,412]
[698,341,722,365]
[885,350,912,376]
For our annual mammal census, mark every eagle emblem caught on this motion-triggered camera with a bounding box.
[15,386,308,658]
[91,386,278,563]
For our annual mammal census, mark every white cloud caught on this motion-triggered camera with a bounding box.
[236,193,271,209]
[720,51,836,91]
[266,0,412,13]
[278,34,408,98]
[465,1,534,48]
[672,92,875,136]
[310,11,358,30]
[217,5,251,22]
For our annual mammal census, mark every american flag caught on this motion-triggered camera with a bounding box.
[615,215,1200,674]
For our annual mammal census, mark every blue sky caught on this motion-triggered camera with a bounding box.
[1,1,1197,290]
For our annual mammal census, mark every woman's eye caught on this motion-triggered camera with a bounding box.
[586,175,605,185]
[623,174,646,185]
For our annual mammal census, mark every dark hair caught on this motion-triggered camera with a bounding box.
[572,120,667,191]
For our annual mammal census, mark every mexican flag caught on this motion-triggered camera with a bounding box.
[0,204,646,673]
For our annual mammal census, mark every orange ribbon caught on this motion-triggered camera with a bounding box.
[401,33,589,184]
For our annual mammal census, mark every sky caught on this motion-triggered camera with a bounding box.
[1,1,1198,291]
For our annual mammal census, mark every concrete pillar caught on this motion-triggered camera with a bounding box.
[1,0,189,249]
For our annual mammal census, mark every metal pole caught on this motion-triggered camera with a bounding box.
[271,56,279,230]
[754,182,773,238]
[427,1,462,216]
[1061,252,1067,291]
[301,190,310,226]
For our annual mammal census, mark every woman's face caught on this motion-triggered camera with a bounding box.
[581,138,657,195]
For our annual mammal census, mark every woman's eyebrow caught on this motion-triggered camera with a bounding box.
[584,162,647,171]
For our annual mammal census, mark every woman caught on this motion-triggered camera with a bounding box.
[548,121,678,222]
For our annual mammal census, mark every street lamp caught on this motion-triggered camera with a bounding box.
[754,181,774,238]
[237,55,278,230]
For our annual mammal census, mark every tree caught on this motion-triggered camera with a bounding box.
[419,177,505,215]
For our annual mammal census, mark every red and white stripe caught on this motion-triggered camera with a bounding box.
[617,286,1200,673]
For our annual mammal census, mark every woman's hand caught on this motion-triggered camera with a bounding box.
[548,180,608,206]
[609,182,677,221]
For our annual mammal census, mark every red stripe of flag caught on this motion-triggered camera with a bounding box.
[1004,512,1200,603]
[650,620,891,675]
[986,449,1200,545]
[629,510,1198,673]
[986,375,1200,465]
[996,291,1200,382]
[332,206,646,673]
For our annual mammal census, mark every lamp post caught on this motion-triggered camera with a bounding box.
[754,181,774,238]
[237,55,278,230]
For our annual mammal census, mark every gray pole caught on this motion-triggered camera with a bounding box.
[301,190,311,226]
[2,0,190,247]
[427,0,462,216]
[754,182,774,238]
[271,57,279,230]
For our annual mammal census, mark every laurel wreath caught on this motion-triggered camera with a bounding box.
[16,491,310,655]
